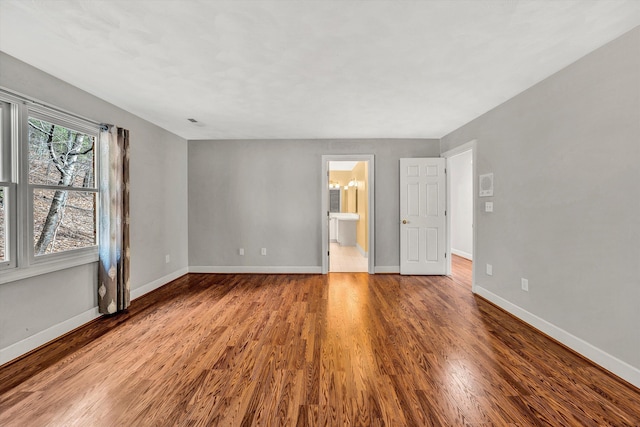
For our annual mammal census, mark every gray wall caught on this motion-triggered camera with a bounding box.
[441,28,640,370]
[188,139,439,269]
[0,52,189,351]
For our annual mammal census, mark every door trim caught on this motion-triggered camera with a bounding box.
[321,154,375,274]
[441,140,477,292]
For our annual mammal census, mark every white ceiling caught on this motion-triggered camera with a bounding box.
[1,1,639,140]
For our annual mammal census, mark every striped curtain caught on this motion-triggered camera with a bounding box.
[98,126,130,314]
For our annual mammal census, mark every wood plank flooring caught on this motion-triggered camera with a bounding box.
[1,271,639,426]
[450,254,473,290]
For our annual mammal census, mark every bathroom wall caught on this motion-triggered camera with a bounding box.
[353,161,368,254]
[329,170,351,212]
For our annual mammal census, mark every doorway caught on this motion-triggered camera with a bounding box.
[443,141,476,291]
[321,155,375,274]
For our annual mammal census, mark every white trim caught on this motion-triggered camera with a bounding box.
[189,266,322,274]
[441,140,478,158]
[130,267,189,300]
[356,243,368,258]
[441,140,477,285]
[451,248,473,260]
[322,154,375,275]
[0,267,189,366]
[0,253,98,285]
[25,109,101,268]
[0,93,103,285]
[475,285,640,389]
[0,306,101,366]
[0,86,103,128]
[374,265,400,274]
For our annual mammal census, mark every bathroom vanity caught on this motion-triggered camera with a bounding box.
[329,213,359,246]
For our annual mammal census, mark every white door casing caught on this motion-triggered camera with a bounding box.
[400,158,447,275]
[321,154,375,274]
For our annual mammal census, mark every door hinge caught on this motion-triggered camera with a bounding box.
[445,253,447,258]
[328,251,330,256]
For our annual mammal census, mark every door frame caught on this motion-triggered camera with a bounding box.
[441,140,477,292]
[321,154,375,274]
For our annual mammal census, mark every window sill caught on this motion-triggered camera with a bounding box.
[0,250,98,285]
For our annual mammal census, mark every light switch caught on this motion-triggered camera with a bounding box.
[485,201,493,212]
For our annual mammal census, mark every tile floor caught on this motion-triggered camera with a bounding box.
[329,242,368,272]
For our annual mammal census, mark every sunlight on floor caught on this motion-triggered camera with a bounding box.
[329,243,368,272]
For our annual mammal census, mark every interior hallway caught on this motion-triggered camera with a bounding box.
[450,253,473,290]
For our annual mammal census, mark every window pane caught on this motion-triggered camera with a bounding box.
[0,187,6,262]
[28,118,95,188]
[33,189,96,255]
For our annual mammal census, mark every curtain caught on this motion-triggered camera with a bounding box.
[98,126,130,314]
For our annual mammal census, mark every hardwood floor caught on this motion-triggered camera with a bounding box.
[1,271,639,426]
[450,254,473,290]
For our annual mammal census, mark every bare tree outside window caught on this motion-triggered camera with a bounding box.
[28,118,96,255]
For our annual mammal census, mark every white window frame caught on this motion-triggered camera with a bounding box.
[0,99,17,271]
[0,90,101,284]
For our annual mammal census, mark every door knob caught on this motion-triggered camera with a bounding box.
[402,219,408,224]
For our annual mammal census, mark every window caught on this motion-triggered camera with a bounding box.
[0,90,101,282]
[0,100,13,268]
[28,115,97,256]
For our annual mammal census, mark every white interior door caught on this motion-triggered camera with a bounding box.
[400,158,447,275]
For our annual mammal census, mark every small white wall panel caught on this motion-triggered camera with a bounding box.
[407,227,420,262]
[426,228,438,261]
[408,183,420,216]
[425,165,438,177]
[426,183,438,217]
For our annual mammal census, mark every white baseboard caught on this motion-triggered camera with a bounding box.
[451,248,473,260]
[130,267,189,300]
[0,267,189,367]
[189,266,322,274]
[375,265,399,274]
[0,307,101,366]
[356,244,368,258]
[474,285,640,389]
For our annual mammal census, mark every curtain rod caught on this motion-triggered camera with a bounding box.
[0,86,112,129]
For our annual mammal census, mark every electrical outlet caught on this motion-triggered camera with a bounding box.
[521,278,529,292]
[261,248,267,256]
[486,264,493,276]
[239,248,244,256]
[165,254,170,264]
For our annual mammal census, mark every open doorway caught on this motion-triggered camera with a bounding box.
[443,141,476,290]
[321,155,375,274]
